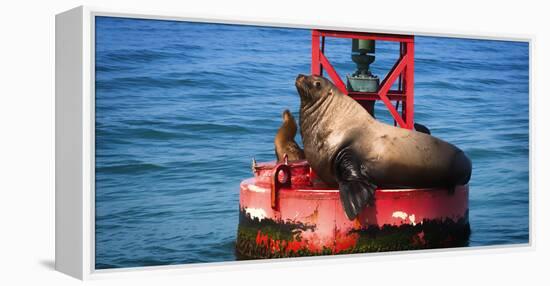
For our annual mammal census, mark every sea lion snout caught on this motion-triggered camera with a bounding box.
[295,74,316,87]
[295,74,306,89]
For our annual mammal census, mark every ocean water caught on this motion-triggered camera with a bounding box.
[94,16,530,269]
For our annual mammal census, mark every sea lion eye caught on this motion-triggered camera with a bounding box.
[314,81,321,88]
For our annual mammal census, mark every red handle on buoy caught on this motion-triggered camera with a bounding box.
[271,155,291,210]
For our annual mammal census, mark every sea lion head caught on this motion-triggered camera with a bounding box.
[295,74,335,108]
[282,109,293,122]
[281,109,297,135]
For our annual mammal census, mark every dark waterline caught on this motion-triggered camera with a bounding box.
[94,16,529,269]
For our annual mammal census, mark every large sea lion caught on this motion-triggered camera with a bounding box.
[295,74,472,220]
[274,109,305,162]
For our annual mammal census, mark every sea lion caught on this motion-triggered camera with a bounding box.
[295,74,471,220]
[274,109,305,162]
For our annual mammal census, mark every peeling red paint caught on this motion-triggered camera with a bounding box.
[237,160,470,258]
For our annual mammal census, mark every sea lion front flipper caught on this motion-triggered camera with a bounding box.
[333,146,376,220]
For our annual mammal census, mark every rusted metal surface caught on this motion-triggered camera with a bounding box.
[236,160,470,259]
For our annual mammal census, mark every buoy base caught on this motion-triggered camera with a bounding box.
[236,209,470,260]
[236,160,470,259]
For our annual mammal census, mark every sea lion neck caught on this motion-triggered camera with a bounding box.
[300,89,333,117]
[299,92,338,145]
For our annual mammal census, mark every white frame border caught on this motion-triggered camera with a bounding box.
[55,5,534,280]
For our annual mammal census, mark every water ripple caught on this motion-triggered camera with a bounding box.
[94,16,529,268]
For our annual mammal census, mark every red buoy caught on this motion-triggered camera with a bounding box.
[236,160,469,259]
[236,30,470,259]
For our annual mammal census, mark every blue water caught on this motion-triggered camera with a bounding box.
[94,16,530,269]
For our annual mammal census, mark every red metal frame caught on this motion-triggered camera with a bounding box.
[311,30,415,129]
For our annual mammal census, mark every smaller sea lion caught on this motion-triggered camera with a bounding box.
[274,109,305,162]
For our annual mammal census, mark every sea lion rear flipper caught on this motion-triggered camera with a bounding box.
[414,122,431,135]
[333,146,376,220]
